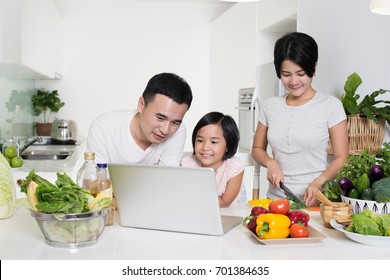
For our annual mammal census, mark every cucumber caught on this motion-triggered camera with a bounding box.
[360,187,375,200]
[348,189,359,199]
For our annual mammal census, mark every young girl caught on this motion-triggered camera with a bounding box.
[181,111,245,207]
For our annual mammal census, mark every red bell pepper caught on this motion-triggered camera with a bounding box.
[286,210,310,227]
[243,206,269,234]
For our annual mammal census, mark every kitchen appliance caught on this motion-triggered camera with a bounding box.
[237,87,256,153]
[237,62,285,152]
[50,119,78,144]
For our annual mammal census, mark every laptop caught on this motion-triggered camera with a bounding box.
[108,163,243,236]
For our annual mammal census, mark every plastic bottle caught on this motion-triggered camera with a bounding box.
[96,163,111,194]
[76,152,98,196]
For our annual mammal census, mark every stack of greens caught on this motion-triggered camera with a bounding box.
[346,209,390,236]
[19,170,111,214]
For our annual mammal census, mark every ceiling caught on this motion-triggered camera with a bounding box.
[54,0,236,19]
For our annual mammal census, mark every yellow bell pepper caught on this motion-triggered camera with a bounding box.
[256,213,291,239]
[248,198,273,209]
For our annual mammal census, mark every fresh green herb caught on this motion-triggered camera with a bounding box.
[376,142,390,178]
[323,179,342,202]
[288,199,307,210]
[341,72,390,124]
[336,149,377,186]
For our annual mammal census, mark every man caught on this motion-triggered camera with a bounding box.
[87,72,193,165]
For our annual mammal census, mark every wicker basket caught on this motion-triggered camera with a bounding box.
[328,114,385,155]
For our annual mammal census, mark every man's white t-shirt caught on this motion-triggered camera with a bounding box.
[258,91,346,199]
[87,110,187,165]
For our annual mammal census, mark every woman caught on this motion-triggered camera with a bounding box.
[251,32,349,207]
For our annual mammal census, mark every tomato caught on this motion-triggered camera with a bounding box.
[268,199,290,215]
[289,223,309,238]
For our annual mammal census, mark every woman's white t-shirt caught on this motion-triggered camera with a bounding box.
[258,91,346,199]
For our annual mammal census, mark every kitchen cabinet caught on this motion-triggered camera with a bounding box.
[209,0,297,120]
[256,0,297,65]
[209,2,256,121]
[0,0,63,79]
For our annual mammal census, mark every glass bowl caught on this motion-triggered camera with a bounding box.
[30,208,108,248]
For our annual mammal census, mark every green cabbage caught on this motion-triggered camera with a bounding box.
[0,153,15,219]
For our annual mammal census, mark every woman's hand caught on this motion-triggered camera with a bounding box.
[304,179,323,207]
[266,160,284,188]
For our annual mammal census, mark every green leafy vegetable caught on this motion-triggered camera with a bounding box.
[0,153,15,219]
[323,180,341,202]
[376,142,390,178]
[288,199,307,210]
[20,170,95,214]
[336,149,376,186]
[355,173,370,196]
[346,209,390,236]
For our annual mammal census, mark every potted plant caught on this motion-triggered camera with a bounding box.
[32,89,65,136]
[337,72,390,154]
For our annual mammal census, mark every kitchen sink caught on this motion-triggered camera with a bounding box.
[21,150,73,161]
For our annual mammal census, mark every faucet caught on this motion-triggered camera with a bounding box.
[19,136,43,154]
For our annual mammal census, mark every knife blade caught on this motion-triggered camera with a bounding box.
[280,182,301,203]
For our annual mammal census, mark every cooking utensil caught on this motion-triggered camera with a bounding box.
[280,182,301,203]
[315,191,338,207]
[51,119,78,144]
[320,203,352,228]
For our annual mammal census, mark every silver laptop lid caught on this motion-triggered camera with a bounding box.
[108,163,227,235]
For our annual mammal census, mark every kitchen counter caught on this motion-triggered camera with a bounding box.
[1,204,389,260]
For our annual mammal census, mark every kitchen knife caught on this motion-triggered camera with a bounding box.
[280,182,301,203]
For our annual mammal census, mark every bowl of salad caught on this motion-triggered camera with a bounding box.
[19,170,113,248]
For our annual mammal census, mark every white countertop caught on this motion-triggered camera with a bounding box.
[1,204,389,260]
[4,144,389,260]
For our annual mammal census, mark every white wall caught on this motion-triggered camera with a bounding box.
[297,0,390,140]
[36,1,233,151]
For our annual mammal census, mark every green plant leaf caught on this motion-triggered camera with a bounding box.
[31,89,65,123]
[340,72,390,125]
[341,72,362,115]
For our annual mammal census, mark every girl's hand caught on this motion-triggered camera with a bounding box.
[266,160,284,188]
